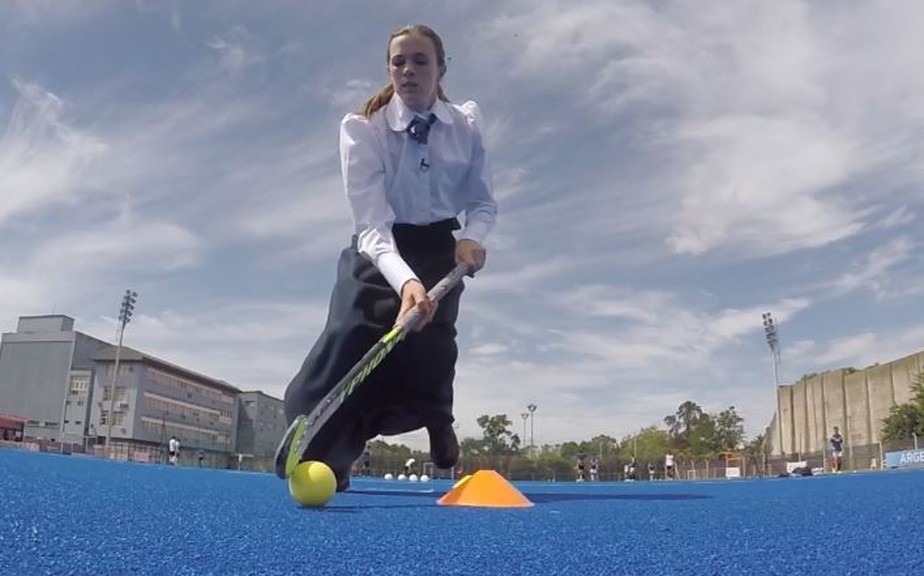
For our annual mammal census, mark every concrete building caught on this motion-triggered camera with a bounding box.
[0,315,110,442]
[0,314,285,469]
[766,350,924,469]
[236,391,287,471]
[89,345,241,466]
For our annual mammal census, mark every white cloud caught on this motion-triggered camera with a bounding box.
[831,236,914,299]
[874,206,916,230]
[82,301,332,397]
[321,78,378,110]
[0,79,107,226]
[808,326,924,372]
[207,26,265,78]
[474,0,924,262]
[32,215,202,275]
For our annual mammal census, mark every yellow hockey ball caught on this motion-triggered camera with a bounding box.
[287,461,337,507]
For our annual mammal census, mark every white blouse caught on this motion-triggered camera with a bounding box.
[339,94,498,294]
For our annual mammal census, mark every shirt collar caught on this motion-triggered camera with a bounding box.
[386,94,453,132]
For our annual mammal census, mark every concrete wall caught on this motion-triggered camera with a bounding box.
[867,363,895,435]
[0,334,74,438]
[843,370,870,448]
[61,370,94,444]
[892,354,922,405]
[17,315,74,333]
[0,318,109,442]
[237,391,287,470]
[778,385,795,455]
[769,351,924,457]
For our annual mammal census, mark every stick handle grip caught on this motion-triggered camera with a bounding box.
[398,264,470,332]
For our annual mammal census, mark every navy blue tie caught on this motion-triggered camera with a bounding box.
[407,114,437,145]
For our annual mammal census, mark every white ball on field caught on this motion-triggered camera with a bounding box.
[398,474,407,481]
[409,474,419,482]
[384,473,394,480]
[420,475,430,482]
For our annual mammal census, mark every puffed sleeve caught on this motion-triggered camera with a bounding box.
[340,113,417,294]
[457,101,498,245]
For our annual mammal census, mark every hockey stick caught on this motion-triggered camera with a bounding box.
[274,263,470,479]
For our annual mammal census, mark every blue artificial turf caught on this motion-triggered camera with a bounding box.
[1,449,922,575]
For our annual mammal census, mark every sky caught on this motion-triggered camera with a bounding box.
[2,0,923,451]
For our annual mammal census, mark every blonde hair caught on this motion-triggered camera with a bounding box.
[360,24,449,117]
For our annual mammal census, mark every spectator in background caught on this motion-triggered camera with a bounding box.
[665,451,675,479]
[360,445,371,476]
[168,436,180,466]
[196,449,205,467]
[830,426,845,473]
[589,457,599,481]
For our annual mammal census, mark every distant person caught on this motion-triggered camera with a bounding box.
[360,446,371,476]
[647,460,656,480]
[665,451,675,479]
[830,426,844,473]
[627,455,637,481]
[589,458,599,482]
[196,449,205,467]
[575,453,586,482]
[168,436,180,466]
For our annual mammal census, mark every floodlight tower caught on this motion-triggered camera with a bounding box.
[527,403,537,454]
[105,289,138,457]
[520,412,529,451]
[762,312,784,456]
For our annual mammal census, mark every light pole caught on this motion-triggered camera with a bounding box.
[520,412,529,452]
[762,312,783,457]
[105,289,138,458]
[527,403,537,453]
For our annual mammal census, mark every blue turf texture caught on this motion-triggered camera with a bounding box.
[1,449,922,575]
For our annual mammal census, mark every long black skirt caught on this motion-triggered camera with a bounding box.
[283,219,464,472]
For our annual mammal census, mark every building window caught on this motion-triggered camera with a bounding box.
[69,375,90,395]
[102,386,127,402]
[99,411,123,426]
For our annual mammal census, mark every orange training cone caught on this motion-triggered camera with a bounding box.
[437,469,533,508]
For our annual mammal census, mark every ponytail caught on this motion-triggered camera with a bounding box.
[360,84,395,117]
[359,83,449,117]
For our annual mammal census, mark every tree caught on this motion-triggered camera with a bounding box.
[589,434,619,460]
[664,401,705,449]
[475,414,519,455]
[714,406,745,451]
[619,426,670,462]
[686,414,718,457]
[880,374,924,442]
[743,433,766,456]
[559,441,583,459]
[881,405,924,442]
[367,438,413,461]
[743,433,768,476]
[460,436,486,457]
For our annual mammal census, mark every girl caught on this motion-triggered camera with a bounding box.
[283,24,497,491]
